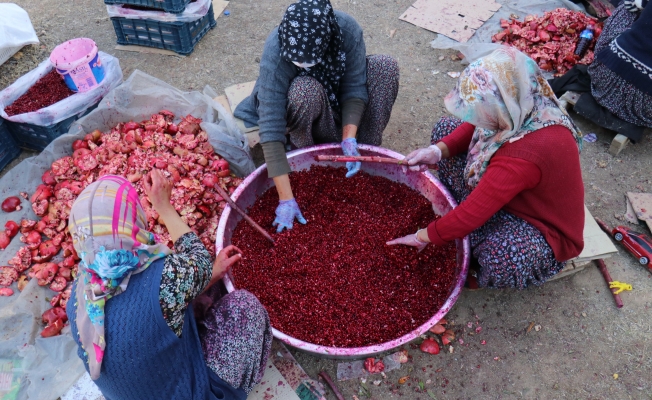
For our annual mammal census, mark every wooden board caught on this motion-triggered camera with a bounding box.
[399,0,501,42]
[571,206,618,262]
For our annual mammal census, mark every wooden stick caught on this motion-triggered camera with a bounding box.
[318,371,345,400]
[314,155,407,165]
[595,258,624,308]
[212,184,274,245]
[594,217,611,235]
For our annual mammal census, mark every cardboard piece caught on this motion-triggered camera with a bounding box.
[571,206,618,262]
[399,0,501,42]
[224,81,260,134]
[212,0,229,16]
[214,94,260,148]
[626,192,652,232]
[247,356,301,400]
[115,45,184,57]
[624,197,639,224]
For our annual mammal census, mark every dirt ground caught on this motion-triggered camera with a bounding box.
[1,0,651,399]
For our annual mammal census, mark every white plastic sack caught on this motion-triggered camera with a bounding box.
[0,4,39,49]
[106,0,211,23]
[67,70,255,176]
[0,52,123,126]
[430,0,585,50]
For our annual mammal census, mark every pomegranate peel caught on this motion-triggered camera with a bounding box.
[420,337,441,354]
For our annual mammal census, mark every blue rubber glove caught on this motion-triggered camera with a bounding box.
[341,137,361,178]
[273,198,307,233]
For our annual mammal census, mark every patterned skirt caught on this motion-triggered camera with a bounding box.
[285,54,400,147]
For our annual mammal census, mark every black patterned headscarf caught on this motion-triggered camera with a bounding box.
[278,0,346,110]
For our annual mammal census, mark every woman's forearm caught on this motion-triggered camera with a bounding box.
[437,142,450,159]
[273,174,294,200]
[157,205,192,243]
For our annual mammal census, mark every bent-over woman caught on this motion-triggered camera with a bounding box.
[388,47,585,289]
[67,172,272,399]
[234,0,400,232]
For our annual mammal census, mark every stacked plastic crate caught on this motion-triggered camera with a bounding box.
[107,0,216,55]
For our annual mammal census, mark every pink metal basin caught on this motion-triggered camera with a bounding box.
[216,143,470,359]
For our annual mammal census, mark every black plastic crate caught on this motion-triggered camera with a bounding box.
[5,103,99,152]
[111,5,216,55]
[0,118,21,172]
[104,0,191,14]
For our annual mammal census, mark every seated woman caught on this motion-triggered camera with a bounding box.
[588,0,652,132]
[234,0,400,232]
[388,47,585,289]
[66,172,272,399]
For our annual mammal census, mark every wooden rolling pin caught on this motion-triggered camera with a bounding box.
[314,155,407,164]
[212,184,274,245]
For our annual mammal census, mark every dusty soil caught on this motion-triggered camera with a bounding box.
[1,0,651,399]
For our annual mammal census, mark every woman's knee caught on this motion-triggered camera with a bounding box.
[287,76,326,112]
[225,290,269,322]
[367,55,400,80]
[431,116,464,144]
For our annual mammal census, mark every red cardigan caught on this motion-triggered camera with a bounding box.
[426,122,585,262]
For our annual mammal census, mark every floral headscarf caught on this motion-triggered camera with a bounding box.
[68,175,172,380]
[278,0,346,110]
[444,46,582,187]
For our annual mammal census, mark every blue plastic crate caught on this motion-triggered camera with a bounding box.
[5,103,99,152]
[111,5,216,55]
[0,118,21,172]
[104,0,191,14]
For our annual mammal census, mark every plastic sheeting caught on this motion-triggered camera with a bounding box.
[106,0,211,23]
[0,279,84,400]
[430,0,585,50]
[0,70,253,400]
[0,52,123,126]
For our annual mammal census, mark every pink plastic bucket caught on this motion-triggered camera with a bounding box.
[49,38,105,93]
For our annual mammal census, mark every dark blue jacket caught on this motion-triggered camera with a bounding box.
[68,258,246,400]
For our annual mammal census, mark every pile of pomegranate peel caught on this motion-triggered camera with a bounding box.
[0,110,241,336]
[491,8,602,76]
[420,318,455,355]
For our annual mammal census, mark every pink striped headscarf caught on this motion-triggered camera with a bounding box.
[68,175,172,380]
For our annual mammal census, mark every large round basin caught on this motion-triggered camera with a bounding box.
[216,143,470,359]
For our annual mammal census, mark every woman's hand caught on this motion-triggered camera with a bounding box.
[209,245,243,285]
[143,169,173,213]
[341,137,361,178]
[386,229,430,253]
[144,169,191,242]
[402,145,443,172]
[273,199,307,232]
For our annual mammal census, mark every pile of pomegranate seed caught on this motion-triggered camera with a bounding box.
[231,166,458,348]
[5,70,75,116]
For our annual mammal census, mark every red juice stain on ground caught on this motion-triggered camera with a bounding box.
[231,166,458,348]
[5,70,75,116]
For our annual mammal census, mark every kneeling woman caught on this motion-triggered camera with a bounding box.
[389,47,585,289]
[67,172,272,399]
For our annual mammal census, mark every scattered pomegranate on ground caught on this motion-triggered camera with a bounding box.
[1,196,22,213]
[0,110,241,337]
[492,8,602,76]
